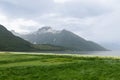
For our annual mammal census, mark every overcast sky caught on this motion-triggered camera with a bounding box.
[0,0,120,44]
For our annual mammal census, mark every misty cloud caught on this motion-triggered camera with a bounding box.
[0,0,120,45]
[0,0,55,18]
[55,0,112,18]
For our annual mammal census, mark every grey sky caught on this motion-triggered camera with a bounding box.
[0,0,120,45]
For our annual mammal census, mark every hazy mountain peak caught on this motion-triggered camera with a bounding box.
[61,29,71,33]
[38,26,52,31]
[36,26,60,34]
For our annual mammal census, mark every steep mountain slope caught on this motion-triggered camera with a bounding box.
[0,24,34,51]
[15,26,107,51]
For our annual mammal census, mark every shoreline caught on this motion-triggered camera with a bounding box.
[1,51,120,59]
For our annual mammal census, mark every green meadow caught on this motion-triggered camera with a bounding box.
[0,52,120,80]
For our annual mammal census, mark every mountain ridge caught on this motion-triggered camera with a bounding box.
[13,26,107,51]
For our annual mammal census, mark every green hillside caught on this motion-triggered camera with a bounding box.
[0,24,33,51]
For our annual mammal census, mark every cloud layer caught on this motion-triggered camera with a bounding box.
[0,0,120,45]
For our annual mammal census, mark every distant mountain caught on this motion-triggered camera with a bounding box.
[101,42,120,50]
[0,24,34,51]
[16,26,107,51]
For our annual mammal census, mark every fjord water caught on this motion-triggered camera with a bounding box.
[39,51,120,56]
[71,51,120,56]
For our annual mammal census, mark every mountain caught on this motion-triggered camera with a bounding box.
[16,26,107,51]
[100,42,120,50]
[0,24,34,51]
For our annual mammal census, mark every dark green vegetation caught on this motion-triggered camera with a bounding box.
[0,24,33,51]
[0,52,120,80]
[19,27,107,51]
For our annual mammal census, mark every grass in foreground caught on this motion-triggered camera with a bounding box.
[0,52,120,80]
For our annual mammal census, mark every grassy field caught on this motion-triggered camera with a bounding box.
[0,52,120,80]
